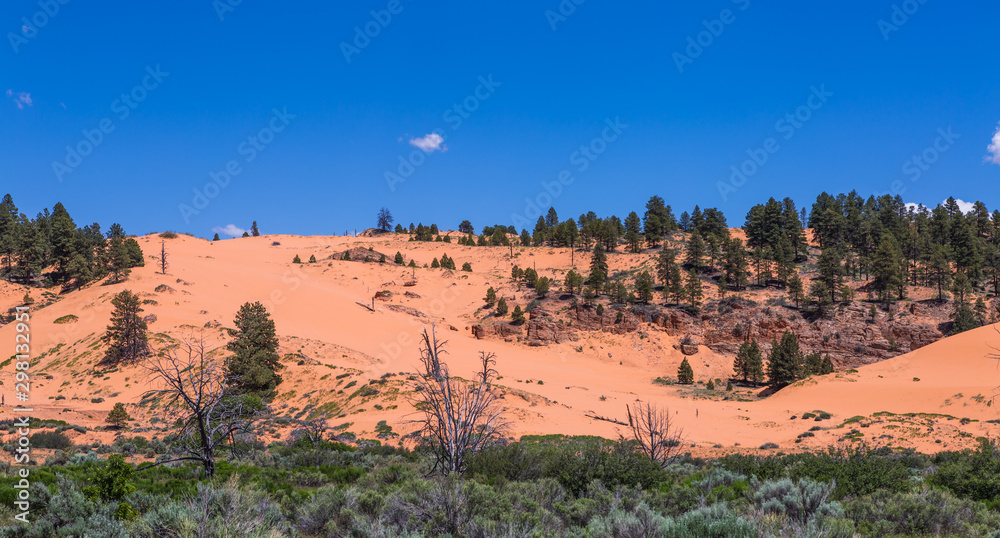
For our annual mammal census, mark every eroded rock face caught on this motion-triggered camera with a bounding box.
[524,308,579,346]
[472,323,523,340]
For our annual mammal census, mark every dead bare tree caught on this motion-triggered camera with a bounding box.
[626,401,683,465]
[139,333,265,478]
[293,417,329,446]
[159,240,168,275]
[411,327,509,474]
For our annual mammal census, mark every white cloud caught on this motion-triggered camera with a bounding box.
[944,199,976,214]
[408,132,445,153]
[904,202,924,213]
[987,122,1000,165]
[6,90,32,109]
[212,224,246,237]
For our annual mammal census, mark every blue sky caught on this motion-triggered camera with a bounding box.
[2,1,999,237]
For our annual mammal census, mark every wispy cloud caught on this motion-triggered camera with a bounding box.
[987,122,1000,165]
[6,90,32,109]
[409,132,445,153]
[212,224,246,237]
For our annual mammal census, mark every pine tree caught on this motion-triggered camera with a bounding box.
[677,358,694,384]
[717,273,728,298]
[536,276,550,298]
[820,356,835,375]
[394,252,404,265]
[105,402,132,429]
[106,223,132,283]
[685,233,705,270]
[871,235,904,307]
[588,243,608,294]
[485,287,497,306]
[431,257,440,268]
[817,247,845,304]
[250,221,260,236]
[213,233,220,241]
[624,211,642,253]
[952,271,972,304]
[496,297,508,317]
[950,301,979,335]
[227,302,283,400]
[787,273,804,308]
[242,231,249,238]
[685,269,703,308]
[927,244,951,301]
[766,331,803,387]
[564,269,584,294]
[512,305,526,324]
[734,340,763,383]
[669,264,684,306]
[309,255,317,263]
[293,255,302,264]
[635,271,654,304]
[101,290,150,365]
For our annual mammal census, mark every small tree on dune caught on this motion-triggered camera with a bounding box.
[496,297,508,317]
[485,287,497,306]
[394,251,404,265]
[250,221,260,237]
[159,240,168,275]
[226,301,283,401]
[511,305,526,324]
[102,290,150,366]
[376,207,394,232]
[309,254,317,263]
[212,233,220,241]
[677,358,694,384]
[105,403,132,430]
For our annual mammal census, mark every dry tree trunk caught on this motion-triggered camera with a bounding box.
[626,401,684,465]
[411,327,508,474]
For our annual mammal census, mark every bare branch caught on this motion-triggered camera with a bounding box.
[409,326,509,474]
[626,401,684,465]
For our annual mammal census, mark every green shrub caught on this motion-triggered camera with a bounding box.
[30,430,72,450]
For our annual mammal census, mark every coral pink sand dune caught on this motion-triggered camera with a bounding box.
[2,233,999,455]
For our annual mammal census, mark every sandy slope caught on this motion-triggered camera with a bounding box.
[1,233,998,456]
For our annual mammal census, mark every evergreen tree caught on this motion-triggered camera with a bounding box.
[950,301,979,335]
[458,220,474,234]
[309,255,317,263]
[49,202,78,282]
[536,276,550,298]
[722,237,749,291]
[685,269,703,308]
[588,243,608,294]
[227,302,283,400]
[624,211,642,253]
[816,247,845,304]
[511,305,526,324]
[952,271,972,304]
[787,273,804,308]
[293,255,302,264]
[485,287,497,306]
[431,257,440,268]
[766,331,804,387]
[101,290,150,365]
[564,269,584,294]
[820,356,835,375]
[677,357,694,384]
[545,207,559,229]
[242,231,250,238]
[685,233,705,270]
[734,340,763,383]
[496,297,508,317]
[394,224,404,233]
[105,402,132,429]
[213,233,220,241]
[394,252,404,264]
[668,264,684,306]
[106,223,132,282]
[635,271,654,304]
[520,229,532,247]
[250,221,261,236]
[871,235,904,307]
[927,244,952,301]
